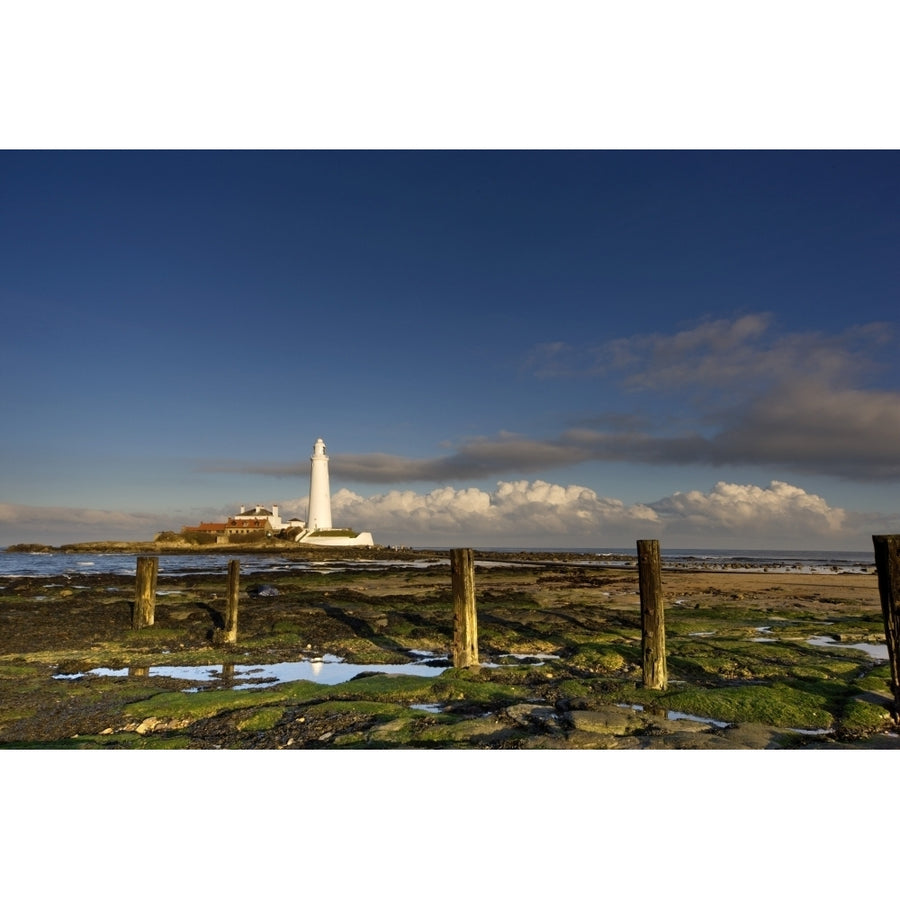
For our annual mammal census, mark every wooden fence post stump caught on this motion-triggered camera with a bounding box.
[223,559,240,645]
[450,548,479,668]
[872,535,900,722]
[133,556,158,629]
[637,539,667,690]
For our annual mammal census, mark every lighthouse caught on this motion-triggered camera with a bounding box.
[294,438,374,546]
[306,437,333,532]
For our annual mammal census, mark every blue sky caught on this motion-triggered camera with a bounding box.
[2,150,898,548]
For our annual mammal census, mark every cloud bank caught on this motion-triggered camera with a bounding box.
[210,314,900,484]
[288,478,886,549]
[3,479,895,549]
[519,314,900,481]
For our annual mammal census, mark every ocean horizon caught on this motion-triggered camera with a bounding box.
[0,545,877,578]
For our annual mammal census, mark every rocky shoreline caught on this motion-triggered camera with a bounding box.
[4,539,633,564]
[5,539,438,559]
[1,547,897,749]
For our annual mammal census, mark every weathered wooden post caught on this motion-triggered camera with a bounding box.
[223,558,240,645]
[132,555,158,629]
[872,535,900,721]
[637,539,667,690]
[450,547,479,667]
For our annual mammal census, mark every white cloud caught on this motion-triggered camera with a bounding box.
[318,478,861,548]
[317,481,660,545]
[648,480,847,541]
[3,479,888,551]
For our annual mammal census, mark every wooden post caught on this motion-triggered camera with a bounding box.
[872,535,900,721]
[223,558,240,645]
[133,555,158,629]
[637,539,667,690]
[450,548,479,667]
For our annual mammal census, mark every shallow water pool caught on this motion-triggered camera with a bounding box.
[55,654,451,689]
[806,635,889,660]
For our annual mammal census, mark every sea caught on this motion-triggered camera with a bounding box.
[0,547,878,578]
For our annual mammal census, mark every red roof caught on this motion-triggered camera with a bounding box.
[226,517,268,529]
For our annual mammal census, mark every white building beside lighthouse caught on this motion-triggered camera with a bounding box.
[294,437,374,547]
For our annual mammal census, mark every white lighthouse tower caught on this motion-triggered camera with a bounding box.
[306,437,333,532]
[295,437,374,546]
